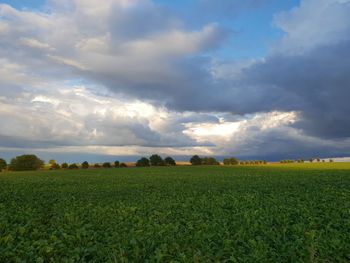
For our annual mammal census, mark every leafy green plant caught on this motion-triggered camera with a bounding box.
[0,165,349,262]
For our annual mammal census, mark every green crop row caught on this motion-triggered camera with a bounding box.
[0,166,349,262]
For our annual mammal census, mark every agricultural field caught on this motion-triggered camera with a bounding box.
[0,165,349,262]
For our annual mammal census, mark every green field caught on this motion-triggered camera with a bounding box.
[0,165,349,262]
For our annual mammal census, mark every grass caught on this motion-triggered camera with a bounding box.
[0,165,349,262]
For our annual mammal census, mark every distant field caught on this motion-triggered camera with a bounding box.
[0,165,349,262]
[267,162,350,169]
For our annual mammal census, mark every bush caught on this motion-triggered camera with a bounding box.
[120,163,127,168]
[0,158,7,171]
[190,155,202,165]
[223,157,239,165]
[68,164,79,169]
[9,155,44,171]
[102,162,111,168]
[136,157,150,167]
[61,163,68,169]
[94,163,101,168]
[50,163,60,170]
[114,161,120,168]
[164,156,176,166]
[201,157,219,165]
[149,154,165,166]
[81,161,89,169]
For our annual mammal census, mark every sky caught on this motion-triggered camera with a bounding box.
[0,0,350,163]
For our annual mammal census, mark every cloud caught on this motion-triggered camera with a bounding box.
[0,0,349,160]
[0,86,208,149]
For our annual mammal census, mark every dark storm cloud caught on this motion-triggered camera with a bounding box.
[241,40,350,139]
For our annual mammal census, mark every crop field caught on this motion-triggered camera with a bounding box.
[0,165,349,262]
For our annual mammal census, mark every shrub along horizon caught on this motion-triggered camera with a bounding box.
[82,161,89,169]
[190,155,202,165]
[0,158,7,171]
[223,157,239,165]
[61,163,68,169]
[164,156,176,166]
[136,157,150,167]
[9,154,44,171]
[68,164,79,170]
[102,162,112,168]
[114,161,120,168]
[50,163,60,170]
[190,155,219,165]
[149,154,165,166]
[120,162,127,168]
[201,157,220,165]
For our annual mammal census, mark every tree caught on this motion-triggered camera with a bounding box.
[223,157,239,165]
[50,163,60,170]
[68,163,79,169]
[164,156,176,166]
[223,158,230,165]
[229,157,239,165]
[190,155,202,165]
[149,154,164,166]
[114,160,120,168]
[136,157,150,167]
[61,163,68,169]
[9,154,44,171]
[201,157,219,165]
[94,163,101,168]
[49,159,56,165]
[81,161,89,169]
[102,162,111,168]
[120,163,127,168]
[0,158,7,171]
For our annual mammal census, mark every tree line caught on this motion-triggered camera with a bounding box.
[0,154,267,172]
[135,155,176,167]
[280,158,334,163]
[0,155,131,172]
[1,154,336,172]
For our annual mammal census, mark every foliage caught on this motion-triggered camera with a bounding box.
[136,157,150,167]
[190,155,202,165]
[149,154,165,166]
[49,160,56,165]
[94,163,101,168]
[102,162,111,168]
[120,163,127,168]
[9,155,44,171]
[61,163,68,169]
[164,156,176,166]
[68,164,79,170]
[0,158,7,171]
[81,161,89,169]
[201,157,219,165]
[223,157,239,165]
[114,161,120,168]
[0,165,349,262]
[280,160,296,164]
[50,163,60,170]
